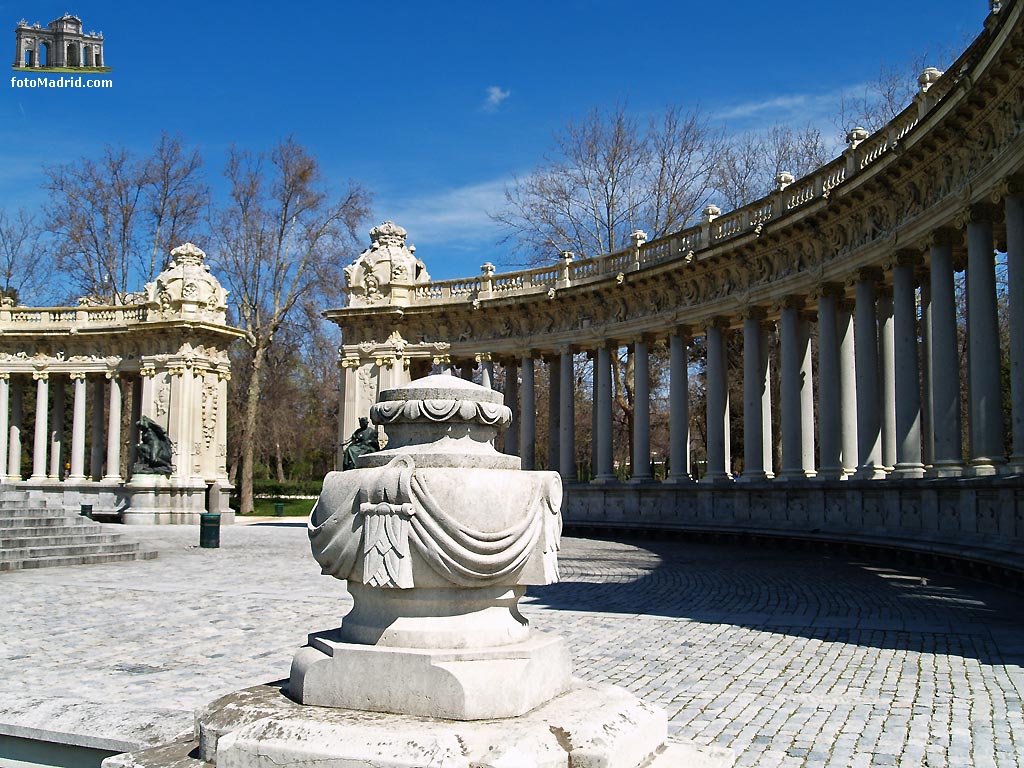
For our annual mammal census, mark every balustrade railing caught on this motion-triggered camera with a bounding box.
[0,304,151,327]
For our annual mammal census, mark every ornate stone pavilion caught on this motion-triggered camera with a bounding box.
[328,1,1024,572]
[0,244,241,523]
[13,14,105,69]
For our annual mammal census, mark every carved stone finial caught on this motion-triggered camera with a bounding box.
[480,262,496,275]
[918,67,944,93]
[169,242,206,268]
[703,204,722,222]
[846,127,870,148]
[991,0,1002,13]
[369,221,408,250]
[775,171,795,191]
[630,230,648,247]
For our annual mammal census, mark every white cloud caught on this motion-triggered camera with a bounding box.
[483,85,510,112]
[382,177,509,248]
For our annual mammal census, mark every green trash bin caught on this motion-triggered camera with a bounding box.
[274,502,285,517]
[200,512,221,548]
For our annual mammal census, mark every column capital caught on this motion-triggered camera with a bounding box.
[105,369,121,380]
[670,324,695,340]
[432,354,452,367]
[918,227,961,251]
[0,372,9,381]
[991,174,1024,202]
[705,316,731,331]
[339,357,361,370]
[852,266,885,287]
[892,249,923,270]
[473,352,493,364]
[31,370,48,381]
[738,305,768,322]
[216,367,232,381]
[69,371,87,381]
[955,202,1004,229]
[773,295,809,314]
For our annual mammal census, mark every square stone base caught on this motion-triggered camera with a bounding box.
[103,681,735,768]
[289,630,572,720]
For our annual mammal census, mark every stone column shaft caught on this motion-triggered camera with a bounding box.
[838,307,858,475]
[1006,196,1024,468]
[630,339,652,482]
[0,376,9,481]
[920,281,935,468]
[929,241,963,475]
[892,263,924,477]
[780,306,814,479]
[702,325,731,482]
[503,362,519,458]
[104,375,123,482]
[966,217,1005,474]
[519,356,536,471]
[878,292,896,472]
[479,360,494,390]
[31,375,48,480]
[666,333,692,483]
[855,278,885,478]
[559,349,576,482]
[547,357,560,473]
[69,376,87,480]
[592,346,615,483]
[740,316,772,482]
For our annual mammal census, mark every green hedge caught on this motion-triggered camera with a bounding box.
[252,479,323,497]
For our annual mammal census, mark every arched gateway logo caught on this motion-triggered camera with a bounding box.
[11,13,110,73]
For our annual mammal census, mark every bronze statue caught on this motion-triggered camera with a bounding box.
[342,416,380,470]
[132,416,173,475]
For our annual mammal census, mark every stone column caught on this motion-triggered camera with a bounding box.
[8,378,22,480]
[49,377,65,480]
[104,373,123,482]
[519,355,536,471]
[928,234,964,475]
[855,270,885,478]
[630,338,653,483]
[90,377,105,480]
[665,331,692,483]
[878,287,896,472]
[779,302,814,479]
[919,278,935,469]
[558,347,575,483]
[702,322,731,483]
[0,374,9,481]
[740,310,772,482]
[965,208,1005,475]
[460,362,474,382]
[547,356,560,473]
[1005,193,1024,469]
[592,345,616,483]
[69,373,87,481]
[817,289,843,479]
[31,372,49,481]
[838,302,858,476]
[503,361,519,458]
[892,256,925,477]
[217,371,230,479]
[128,377,143,475]
[477,355,494,390]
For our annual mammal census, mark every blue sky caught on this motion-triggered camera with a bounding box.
[0,1,990,282]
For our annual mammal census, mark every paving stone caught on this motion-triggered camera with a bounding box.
[0,524,1022,766]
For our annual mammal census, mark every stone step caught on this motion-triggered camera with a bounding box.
[0,523,98,537]
[0,531,125,549]
[0,506,77,517]
[0,541,144,562]
[0,549,158,572]
[0,515,95,529]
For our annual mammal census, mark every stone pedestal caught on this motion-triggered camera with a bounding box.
[121,475,220,524]
[102,375,730,768]
[104,682,732,768]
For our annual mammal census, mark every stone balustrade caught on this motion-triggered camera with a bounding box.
[328,2,1024,571]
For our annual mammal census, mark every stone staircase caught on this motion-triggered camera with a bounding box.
[0,492,157,572]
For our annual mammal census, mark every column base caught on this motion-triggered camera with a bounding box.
[965,459,1006,477]
[927,461,964,478]
[699,472,733,484]
[662,473,694,485]
[776,470,816,481]
[735,471,772,484]
[853,466,888,480]
[814,467,846,481]
[627,475,655,485]
[590,474,618,485]
[891,463,926,479]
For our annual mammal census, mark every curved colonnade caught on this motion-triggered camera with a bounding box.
[329,1,1024,573]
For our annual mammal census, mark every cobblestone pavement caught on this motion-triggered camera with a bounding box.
[1,522,1023,767]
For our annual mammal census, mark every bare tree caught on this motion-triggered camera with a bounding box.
[714,123,830,210]
[494,104,724,264]
[210,136,371,515]
[0,208,53,304]
[44,132,206,303]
